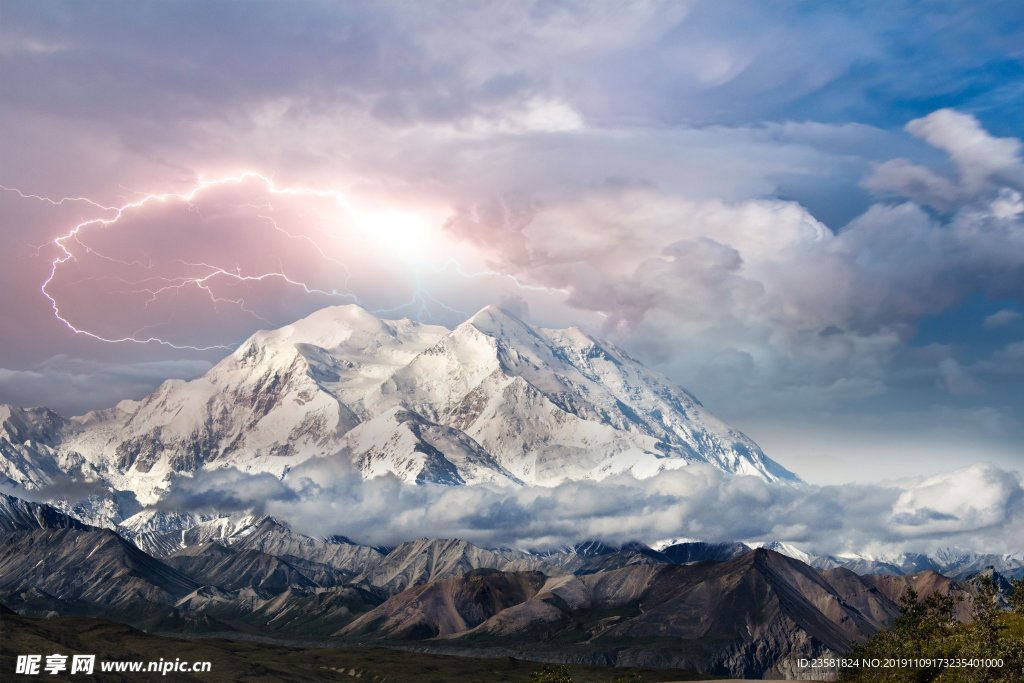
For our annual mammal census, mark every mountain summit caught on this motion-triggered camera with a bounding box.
[1,304,797,522]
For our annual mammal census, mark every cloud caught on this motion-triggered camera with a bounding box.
[1,476,113,504]
[905,109,1024,195]
[938,358,984,396]
[0,3,1002,209]
[156,468,298,514]
[984,308,1022,328]
[988,341,1024,373]
[7,0,1002,136]
[0,356,212,415]
[861,158,959,210]
[890,463,1021,537]
[441,111,1024,416]
[150,458,1024,556]
[445,191,868,407]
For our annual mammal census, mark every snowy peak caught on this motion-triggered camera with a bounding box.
[572,540,619,557]
[235,305,447,370]
[54,311,447,501]
[752,542,1024,578]
[464,305,541,342]
[252,304,395,350]
[759,541,815,565]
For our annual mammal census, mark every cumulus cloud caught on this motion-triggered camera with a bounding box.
[988,341,1024,374]
[889,463,1022,538]
[444,192,861,407]
[149,460,1024,556]
[1,476,114,504]
[864,109,1024,208]
[905,109,1024,195]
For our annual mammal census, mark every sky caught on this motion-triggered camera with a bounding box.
[1,0,1023,496]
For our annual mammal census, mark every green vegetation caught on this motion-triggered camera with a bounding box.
[841,577,1024,682]
[529,665,576,683]
[1010,578,1024,615]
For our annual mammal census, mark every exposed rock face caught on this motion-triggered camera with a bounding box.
[339,568,549,639]
[0,495,384,635]
[338,549,905,679]
[165,542,322,594]
[0,492,90,531]
[0,527,198,611]
[353,538,549,594]
[0,406,90,491]
[861,570,973,621]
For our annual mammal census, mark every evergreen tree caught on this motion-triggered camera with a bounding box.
[841,581,1024,683]
[1008,578,1024,615]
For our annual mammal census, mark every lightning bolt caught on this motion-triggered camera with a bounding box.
[3,172,567,351]
[2,172,367,350]
[0,184,119,212]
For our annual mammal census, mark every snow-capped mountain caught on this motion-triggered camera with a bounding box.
[0,304,797,524]
[751,540,1024,579]
[757,541,815,565]
[364,307,794,485]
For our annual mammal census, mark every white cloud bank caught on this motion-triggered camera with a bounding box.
[152,458,1024,557]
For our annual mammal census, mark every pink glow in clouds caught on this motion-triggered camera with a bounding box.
[32,172,530,351]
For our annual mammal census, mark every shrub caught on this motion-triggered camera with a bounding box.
[527,664,574,683]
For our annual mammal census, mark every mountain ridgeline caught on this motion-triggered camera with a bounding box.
[2,492,999,680]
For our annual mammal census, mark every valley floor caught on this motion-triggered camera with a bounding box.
[0,611,719,683]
